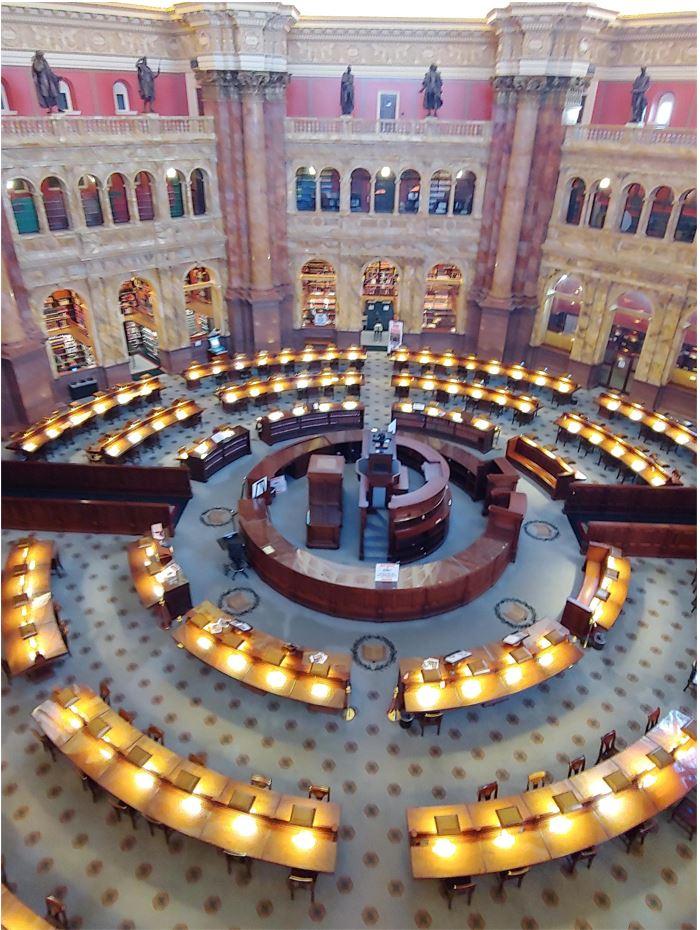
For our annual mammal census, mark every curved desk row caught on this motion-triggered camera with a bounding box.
[257,402,364,445]
[390,349,579,400]
[216,370,363,413]
[32,685,341,874]
[406,709,696,879]
[598,392,697,456]
[505,434,585,500]
[86,398,203,463]
[555,413,673,487]
[172,601,352,714]
[176,425,251,482]
[390,402,496,454]
[392,374,539,422]
[183,346,366,385]
[127,535,192,626]
[1,885,52,930]
[238,432,525,621]
[6,376,162,456]
[394,618,584,715]
[561,543,630,640]
[2,537,67,680]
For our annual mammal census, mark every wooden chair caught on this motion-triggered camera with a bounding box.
[669,797,696,841]
[145,725,164,745]
[57,618,71,653]
[33,727,57,762]
[80,772,101,803]
[418,712,443,737]
[596,729,617,763]
[188,752,207,766]
[477,781,498,802]
[107,796,139,830]
[684,661,697,693]
[1,853,7,886]
[566,846,597,874]
[496,866,529,893]
[223,851,252,879]
[288,868,317,902]
[118,708,136,724]
[645,707,660,733]
[622,819,657,853]
[526,770,549,791]
[442,876,476,909]
[144,816,173,847]
[1,658,12,683]
[45,895,69,929]
[567,755,586,777]
[308,785,331,802]
[50,552,66,578]
[251,774,272,790]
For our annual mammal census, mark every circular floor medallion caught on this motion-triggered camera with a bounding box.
[201,507,234,527]
[218,588,260,616]
[352,635,397,671]
[494,597,537,629]
[523,520,560,541]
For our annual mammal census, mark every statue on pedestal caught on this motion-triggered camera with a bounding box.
[420,63,443,117]
[136,57,160,113]
[340,65,354,116]
[630,67,650,124]
[31,51,63,113]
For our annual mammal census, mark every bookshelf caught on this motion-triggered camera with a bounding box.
[43,290,95,373]
[301,260,337,327]
[422,264,461,332]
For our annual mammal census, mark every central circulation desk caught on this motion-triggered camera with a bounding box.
[32,684,341,874]
[407,710,696,880]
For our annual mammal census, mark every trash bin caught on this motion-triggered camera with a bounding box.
[592,630,606,650]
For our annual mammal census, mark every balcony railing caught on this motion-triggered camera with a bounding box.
[2,115,215,142]
[285,117,490,141]
[566,124,696,147]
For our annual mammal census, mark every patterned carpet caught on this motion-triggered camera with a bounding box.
[1,354,696,930]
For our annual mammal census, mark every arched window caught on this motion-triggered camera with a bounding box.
[319,168,340,212]
[78,175,104,227]
[301,260,337,328]
[134,171,155,221]
[119,276,160,369]
[398,169,420,214]
[428,170,451,215]
[588,179,611,229]
[453,170,475,216]
[190,168,207,215]
[423,264,462,332]
[166,168,186,218]
[674,189,697,244]
[654,92,674,127]
[107,172,130,224]
[673,312,697,386]
[350,168,370,213]
[184,266,215,339]
[57,80,74,112]
[374,167,395,214]
[113,81,131,114]
[565,178,586,225]
[601,291,654,391]
[542,274,583,351]
[646,186,674,238]
[43,289,95,373]
[619,183,645,234]
[362,260,399,330]
[6,178,39,234]
[295,166,316,211]
[40,176,70,231]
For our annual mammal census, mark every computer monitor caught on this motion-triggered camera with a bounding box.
[387,419,397,435]
[251,476,268,499]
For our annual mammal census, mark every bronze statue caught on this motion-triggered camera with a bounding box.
[420,63,443,117]
[31,51,63,113]
[340,65,354,116]
[136,57,160,113]
[631,67,650,123]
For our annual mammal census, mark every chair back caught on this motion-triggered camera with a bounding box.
[188,752,207,766]
[146,725,164,744]
[45,895,67,927]
[477,781,498,802]
[567,755,586,777]
[308,785,330,802]
[99,680,111,702]
[645,707,660,733]
[526,770,549,791]
[251,774,272,790]
[598,729,617,759]
[118,708,135,723]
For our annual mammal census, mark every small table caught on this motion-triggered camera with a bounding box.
[307,454,344,549]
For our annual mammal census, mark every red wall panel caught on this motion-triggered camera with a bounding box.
[591,80,696,128]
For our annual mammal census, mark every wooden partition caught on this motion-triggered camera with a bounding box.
[3,497,177,537]
[506,435,582,500]
[2,460,192,501]
[584,522,696,559]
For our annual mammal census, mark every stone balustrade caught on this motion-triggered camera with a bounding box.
[285,117,491,142]
[2,115,216,143]
[565,124,697,148]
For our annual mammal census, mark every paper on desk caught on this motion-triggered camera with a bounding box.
[270,476,287,494]
[375,562,400,584]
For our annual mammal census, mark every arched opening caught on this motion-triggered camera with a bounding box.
[78,174,104,227]
[428,170,451,215]
[453,170,475,215]
[398,169,420,214]
[119,276,160,373]
[190,168,207,215]
[350,168,370,213]
[619,183,645,234]
[166,168,186,218]
[134,171,155,221]
[319,168,340,212]
[674,189,697,243]
[362,260,399,334]
[542,274,583,352]
[107,172,130,224]
[653,92,674,127]
[423,264,462,332]
[43,289,95,374]
[301,260,337,328]
[6,178,40,234]
[113,81,131,113]
[295,166,316,211]
[184,266,217,340]
[57,80,74,112]
[671,312,697,388]
[374,167,396,214]
[40,176,70,231]
[600,290,654,391]
[588,179,611,229]
[646,185,674,238]
[565,178,586,225]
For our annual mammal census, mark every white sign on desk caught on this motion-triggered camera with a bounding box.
[375,562,400,584]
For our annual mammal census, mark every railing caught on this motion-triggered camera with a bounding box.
[285,117,490,140]
[2,115,215,141]
[566,124,696,147]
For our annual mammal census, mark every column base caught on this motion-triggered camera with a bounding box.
[1,342,57,433]
[102,361,133,387]
[565,359,601,389]
[475,302,511,360]
[158,346,196,375]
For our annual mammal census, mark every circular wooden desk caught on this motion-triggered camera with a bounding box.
[237,431,525,621]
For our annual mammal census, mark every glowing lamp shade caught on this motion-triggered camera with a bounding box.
[45,427,61,439]
[549,815,571,835]
[610,444,625,458]
[460,679,482,700]
[606,399,621,411]
[227,652,248,673]
[493,830,515,849]
[630,459,646,473]
[650,475,666,487]
[566,422,581,434]
[629,409,643,421]
[504,667,522,686]
[415,685,439,708]
[589,433,603,445]
[134,771,156,790]
[232,814,257,837]
[310,682,330,699]
[639,772,657,789]
[196,636,213,651]
[181,795,203,816]
[651,421,666,433]
[176,408,189,420]
[597,794,621,817]
[471,389,483,400]
[266,669,287,690]
[534,376,546,386]
[675,433,690,445]
[292,830,316,851]
[432,838,457,858]
[537,652,554,668]
[342,400,358,410]
[22,441,38,453]
[99,746,114,760]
